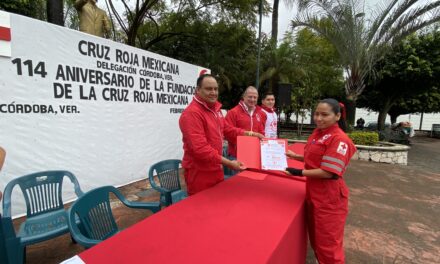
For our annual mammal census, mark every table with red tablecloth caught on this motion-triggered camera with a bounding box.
[74,168,307,264]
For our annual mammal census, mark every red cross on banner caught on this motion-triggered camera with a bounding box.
[0,11,11,57]
[0,26,11,41]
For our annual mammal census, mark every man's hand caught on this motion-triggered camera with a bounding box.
[245,131,264,139]
[228,160,247,171]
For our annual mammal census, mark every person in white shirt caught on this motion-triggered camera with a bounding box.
[260,93,278,138]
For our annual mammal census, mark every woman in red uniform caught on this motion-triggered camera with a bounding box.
[286,98,356,264]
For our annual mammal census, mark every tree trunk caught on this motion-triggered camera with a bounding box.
[271,0,279,44]
[377,110,388,131]
[377,100,393,131]
[46,0,64,26]
[285,110,292,124]
[270,74,279,99]
[344,97,356,127]
[127,26,138,47]
[390,113,399,124]
[344,68,366,126]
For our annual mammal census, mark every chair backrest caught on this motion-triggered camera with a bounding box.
[0,213,20,264]
[148,159,182,192]
[2,170,83,218]
[0,214,9,264]
[68,186,120,244]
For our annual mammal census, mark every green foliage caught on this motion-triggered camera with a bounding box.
[0,0,80,28]
[258,27,344,124]
[348,131,379,146]
[292,0,440,124]
[145,14,259,109]
[65,0,80,30]
[0,0,45,20]
[290,28,344,99]
[107,0,263,47]
[359,29,440,127]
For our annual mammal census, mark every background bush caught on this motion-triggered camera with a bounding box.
[348,131,379,146]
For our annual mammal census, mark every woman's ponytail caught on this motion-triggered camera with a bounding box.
[338,102,347,132]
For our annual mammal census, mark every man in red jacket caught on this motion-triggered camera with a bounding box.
[225,86,266,157]
[179,74,259,195]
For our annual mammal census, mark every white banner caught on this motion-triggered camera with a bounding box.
[0,11,209,216]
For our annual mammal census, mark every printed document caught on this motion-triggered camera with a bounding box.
[260,139,288,170]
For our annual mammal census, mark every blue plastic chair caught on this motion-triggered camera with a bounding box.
[0,216,8,263]
[148,159,187,206]
[1,191,15,264]
[0,207,20,264]
[1,170,83,263]
[67,185,161,248]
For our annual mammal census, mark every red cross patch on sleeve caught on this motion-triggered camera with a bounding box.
[336,141,348,156]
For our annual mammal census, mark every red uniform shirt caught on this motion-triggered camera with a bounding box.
[179,95,244,195]
[303,123,356,263]
[304,124,356,205]
[225,101,266,157]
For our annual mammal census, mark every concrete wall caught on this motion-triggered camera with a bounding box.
[281,108,439,131]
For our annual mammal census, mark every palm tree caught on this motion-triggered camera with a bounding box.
[259,36,300,92]
[271,0,296,44]
[271,0,281,43]
[291,0,440,127]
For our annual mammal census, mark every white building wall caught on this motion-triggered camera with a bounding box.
[281,108,440,130]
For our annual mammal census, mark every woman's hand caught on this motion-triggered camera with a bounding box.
[286,150,303,160]
[285,167,303,176]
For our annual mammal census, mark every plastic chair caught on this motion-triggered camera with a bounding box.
[148,159,187,206]
[67,185,161,248]
[0,216,8,264]
[0,208,20,264]
[1,191,12,264]
[1,170,84,263]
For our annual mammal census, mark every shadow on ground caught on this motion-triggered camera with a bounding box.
[16,136,440,264]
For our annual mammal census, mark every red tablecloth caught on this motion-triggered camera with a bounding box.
[78,172,307,264]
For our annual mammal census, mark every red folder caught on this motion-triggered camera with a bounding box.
[236,136,305,180]
[237,136,261,169]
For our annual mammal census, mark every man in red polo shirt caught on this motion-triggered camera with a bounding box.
[225,86,265,158]
[179,75,259,195]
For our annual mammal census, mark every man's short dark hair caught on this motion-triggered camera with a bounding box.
[262,92,275,100]
[197,74,215,88]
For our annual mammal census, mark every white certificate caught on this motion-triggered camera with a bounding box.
[260,139,288,170]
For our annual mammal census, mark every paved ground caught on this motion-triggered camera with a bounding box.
[339,136,440,264]
[15,136,440,263]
